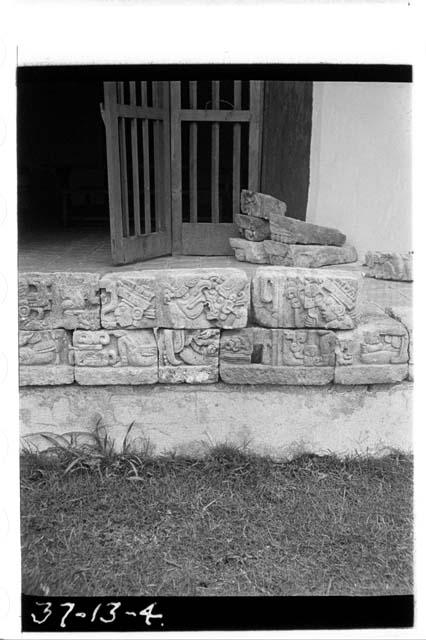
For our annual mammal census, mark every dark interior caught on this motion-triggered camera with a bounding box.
[18,81,109,234]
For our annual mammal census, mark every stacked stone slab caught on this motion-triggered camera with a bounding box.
[230,190,358,268]
[18,266,410,387]
[364,251,413,282]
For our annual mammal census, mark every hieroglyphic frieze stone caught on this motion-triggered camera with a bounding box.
[157,329,219,383]
[158,269,250,329]
[240,190,287,220]
[236,214,270,242]
[19,329,74,385]
[334,309,409,384]
[364,251,413,282]
[269,213,346,246]
[264,241,358,268]
[385,305,413,380]
[229,238,269,264]
[19,272,100,331]
[220,327,336,384]
[252,267,361,330]
[73,329,158,384]
[100,272,157,329]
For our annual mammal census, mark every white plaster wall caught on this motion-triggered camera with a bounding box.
[306,82,411,258]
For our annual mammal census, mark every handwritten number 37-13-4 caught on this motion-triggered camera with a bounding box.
[30,601,163,628]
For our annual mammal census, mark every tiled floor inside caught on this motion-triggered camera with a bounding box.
[18,229,412,311]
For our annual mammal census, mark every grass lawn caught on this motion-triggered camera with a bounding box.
[21,446,413,597]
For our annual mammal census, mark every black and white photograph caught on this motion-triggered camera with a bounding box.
[0,0,424,636]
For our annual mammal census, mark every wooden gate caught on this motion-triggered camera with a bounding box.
[104,80,264,263]
[103,81,171,265]
[170,80,264,255]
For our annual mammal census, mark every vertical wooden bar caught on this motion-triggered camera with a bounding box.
[170,81,183,253]
[153,81,163,232]
[162,82,172,249]
[189,81,198,223]
[103,82,125,263]
[118,82,130,236]
[232,80,242,221]
[140,82,151,234]
[129,82,141,235]
[248,81,264,190]
[211,80,220,223]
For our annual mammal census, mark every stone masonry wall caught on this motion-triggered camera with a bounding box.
[18,267,411,387]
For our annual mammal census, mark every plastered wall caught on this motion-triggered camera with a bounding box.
[306,82,411,258]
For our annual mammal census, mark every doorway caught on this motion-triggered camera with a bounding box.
[103,80,264,264]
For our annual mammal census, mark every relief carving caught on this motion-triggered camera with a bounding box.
[18,277,53,329]
[252,268,360,330]
[19,329,74,386]
[334,310,409,384]
[19,330,70,366]
[161,270,249,328]
[73,329,157,368]
[19,273,100,330]
[100,275,157,329]
[364,251,413,282]
[158,329,219,367]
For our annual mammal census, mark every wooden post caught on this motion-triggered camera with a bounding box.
[211,80,220,223]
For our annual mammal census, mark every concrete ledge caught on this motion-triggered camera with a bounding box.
[20,381,412,459]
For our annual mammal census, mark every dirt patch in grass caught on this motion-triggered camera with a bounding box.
[21,449,413,597]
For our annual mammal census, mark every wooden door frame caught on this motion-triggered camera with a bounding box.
[170,80,264,255]
[104,81,172,265]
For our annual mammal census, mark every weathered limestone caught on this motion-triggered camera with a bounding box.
[100,272,158,329]
[385,305,413,380]
[157,329,219,384]
[220,328,336,385]
[229,238,269,264]
[19,329,74,385]
[252,267,361,330]
[73,329,158,384]
[334,309,409,384]
[19,272,100,330]
[240,190,287,220]
[236,213,270,242]
[364,251,413,282]
[269,212,346,246]
[158,268,250,329]
[264,241,358,268]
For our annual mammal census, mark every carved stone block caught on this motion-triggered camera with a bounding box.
[269,213,346,246]
[157,329,219,384]
[73,329,158,385]
[385,306,412,380]
[19,329,74,386]
[229,238,269,264]
[252,267,361,329]
[100,272,158,329]
[158,268,250,329]
[220,328,336,385]
[334,310,409,384]
[236,213,270,242]
[19,272,100,330]
[240,190,287,220]
[264,241,358,268]
[364,251,413,282]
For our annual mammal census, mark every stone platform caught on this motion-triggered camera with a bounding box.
[18,231,413,457]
